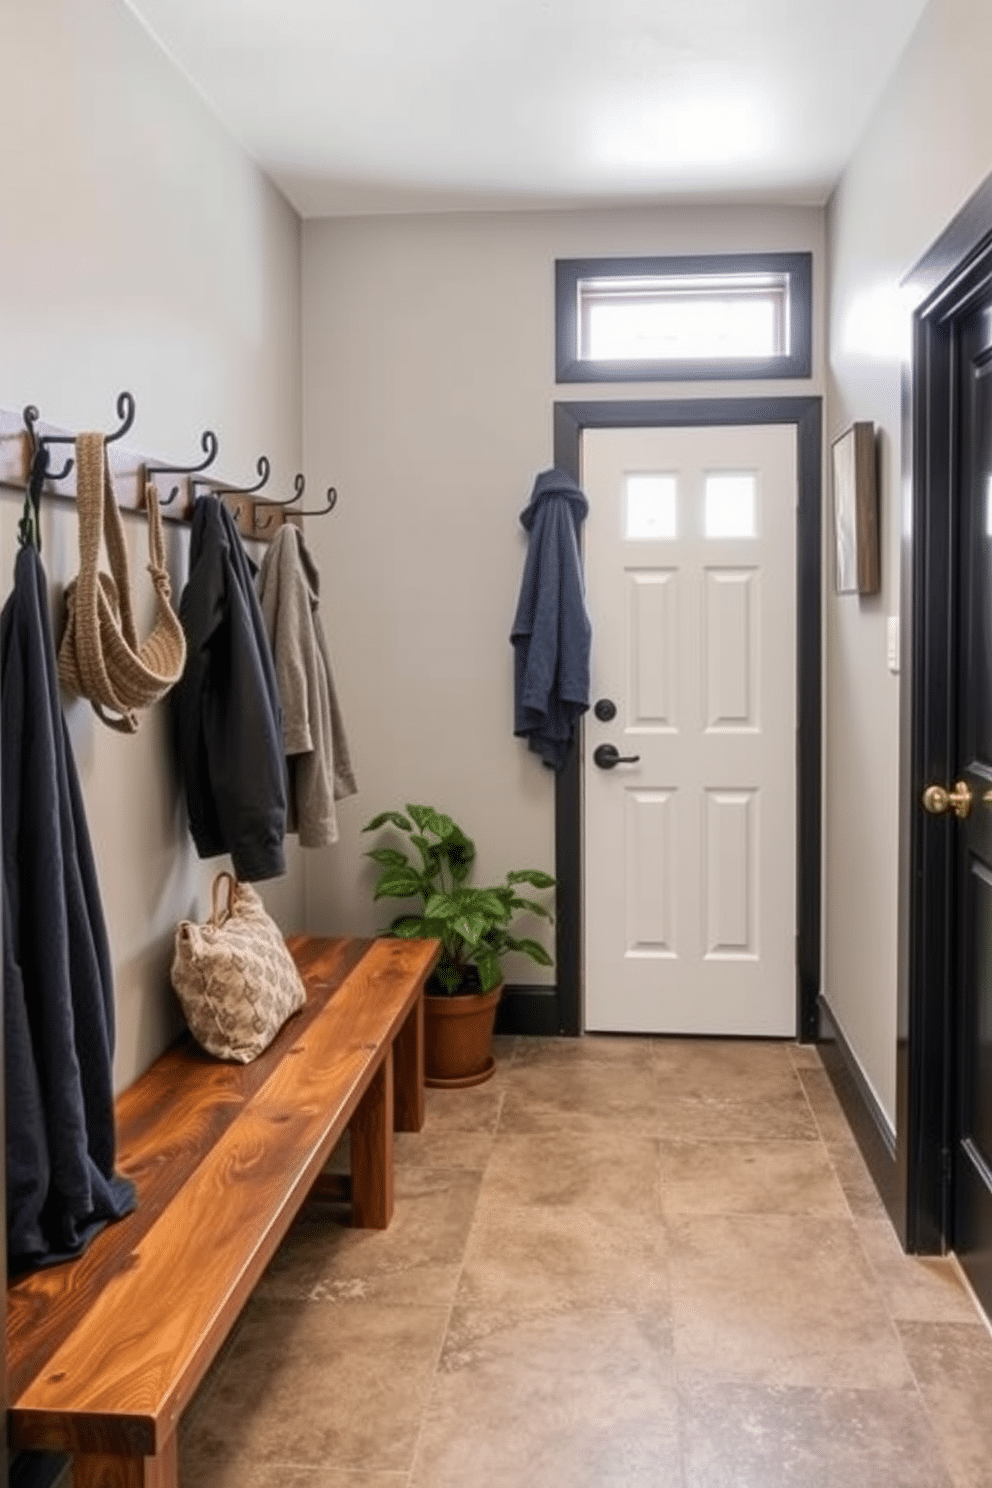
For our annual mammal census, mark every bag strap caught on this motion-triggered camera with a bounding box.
[72,434,139,708]
[210,871,236,927]
[68,436,184,732]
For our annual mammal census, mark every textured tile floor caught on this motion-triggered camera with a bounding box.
[180,1036,992,1487]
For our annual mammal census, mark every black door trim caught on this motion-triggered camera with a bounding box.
[901,185,992,1253]
[546,396,823,1040]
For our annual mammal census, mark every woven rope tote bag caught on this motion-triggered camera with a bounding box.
[58,433,186,733]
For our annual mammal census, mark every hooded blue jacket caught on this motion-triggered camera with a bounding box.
[511,469,592,769]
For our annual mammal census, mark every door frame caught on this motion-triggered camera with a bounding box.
[550,396,823,1040]
[901,187,992,1254]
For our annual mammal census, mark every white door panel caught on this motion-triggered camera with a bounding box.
[583,424,797,1036]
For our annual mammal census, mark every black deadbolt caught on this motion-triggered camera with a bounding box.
[594,698,617,722]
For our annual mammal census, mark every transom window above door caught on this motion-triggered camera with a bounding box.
[556,252,812,383]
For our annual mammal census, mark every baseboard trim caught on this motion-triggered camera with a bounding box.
[495,984,563,1036]
[818,995,900,1227]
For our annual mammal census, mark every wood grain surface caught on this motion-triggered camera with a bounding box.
[7,934,439,1461]
[350,1051,394,1229]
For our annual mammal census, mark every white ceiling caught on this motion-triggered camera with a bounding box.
[124,0,930,218]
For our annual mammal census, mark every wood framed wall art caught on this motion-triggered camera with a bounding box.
[831,421,879,594]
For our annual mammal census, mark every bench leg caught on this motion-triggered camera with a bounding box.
[73,1436,177,1487]
[393,991,425,1132]
[350,1049,394,1229]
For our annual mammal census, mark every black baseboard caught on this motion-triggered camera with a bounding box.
[818,995,900,1229]
[495,984,564,1036]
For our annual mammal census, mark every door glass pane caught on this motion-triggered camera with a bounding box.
[705,473,757,538]
[625,474,677,539]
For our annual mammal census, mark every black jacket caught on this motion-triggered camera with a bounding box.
[173,497,287,880]
[2,544,135,1271]
[511,468,592,769]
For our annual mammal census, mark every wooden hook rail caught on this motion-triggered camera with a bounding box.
[0,401,311,545]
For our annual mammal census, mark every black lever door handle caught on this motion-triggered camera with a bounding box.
[593,743,641,770]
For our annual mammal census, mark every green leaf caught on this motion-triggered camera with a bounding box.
[446,830,476,883]
[365,847,410,869]
[452,913,487,946]
[506,869,556,889]
[508,895,554,921]
[423,892,460,921]
[392,915,447,940]
[475,950,503,992]
[372,866,424,900]
[363,810,413,834]
[474,890,512,921]
[504,935,554,965]
[406,803,432,832]
[389,915,427,937]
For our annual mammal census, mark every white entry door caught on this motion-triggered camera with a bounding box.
[582,424,797,1037]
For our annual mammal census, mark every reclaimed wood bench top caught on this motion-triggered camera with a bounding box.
[7,934,439,1459]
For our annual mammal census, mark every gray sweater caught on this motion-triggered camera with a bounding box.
[257,524,356,846]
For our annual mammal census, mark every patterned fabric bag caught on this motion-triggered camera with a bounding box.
[171,872,306,1062]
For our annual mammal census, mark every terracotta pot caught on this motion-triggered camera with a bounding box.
[424,983,503,1088]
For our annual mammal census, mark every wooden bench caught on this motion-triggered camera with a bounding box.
[6,933,440,1488]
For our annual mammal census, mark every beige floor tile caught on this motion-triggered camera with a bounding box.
[652,1088,820,1143]
[658,1139,848,1218]
[257,1167,481,1308]
[394,1126,496,1170]
[826,1139,889,1219]
[514,1032,656,1070]
[422,1082,505,1135]
[669,1213,913,1389]
[680,1380,953,1487]
[899,1320,992,1488]
[180,1460,409,1488]
[496,1054,661,1134]
[856,1218,980,1324]
[652,1038,801,1098]
[457,1200,671,1317]
[787,1041,824,1071]
[176,1030,992,1488]
[410,1307,682,1488]
[797,1067,860,1144]
[182,1297,448,1473]
[478,1129,661,1215]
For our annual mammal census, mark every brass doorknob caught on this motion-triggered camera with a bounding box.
[922,780,973,819]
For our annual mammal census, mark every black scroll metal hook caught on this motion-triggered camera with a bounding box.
[24,390,136,483]
[145,430,220,508]
[252,471,309,534]
[194,455,271,525]
[296,484,338,518]
[23,404,73,482]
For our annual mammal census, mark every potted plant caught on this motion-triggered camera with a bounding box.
[363,804,555,1087]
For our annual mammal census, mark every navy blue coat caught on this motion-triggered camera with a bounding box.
[2,545,135,1271]
[511,469,592,769]
[173,497,287,881]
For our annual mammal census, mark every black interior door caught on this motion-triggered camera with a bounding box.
[952,285,992,1314]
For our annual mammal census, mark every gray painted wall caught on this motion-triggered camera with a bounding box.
[300,205,825,992]
[826,0,992,1126]
[0,0,305,1089]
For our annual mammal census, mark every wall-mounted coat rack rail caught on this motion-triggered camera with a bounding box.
[0,395,330,544]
